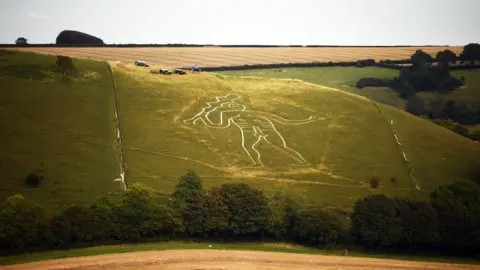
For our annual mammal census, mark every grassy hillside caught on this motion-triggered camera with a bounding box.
[219,68,480,112]
[0,50,120,210]
[1,51,479,209]
[219,67,480,136]
[113,63,480,207]
[218,67,404,109]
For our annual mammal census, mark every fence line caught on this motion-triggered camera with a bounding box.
[370,101,421,198]
[107,62,127,190]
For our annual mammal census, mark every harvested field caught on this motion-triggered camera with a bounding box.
[2,250,476,270]
[4,46,463,68]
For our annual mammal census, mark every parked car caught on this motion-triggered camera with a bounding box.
[174,69,186,75]
[191,65,201,72]
[135,61,149,67]
[160,69,172,75]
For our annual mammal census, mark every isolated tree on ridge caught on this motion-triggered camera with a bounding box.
[15,37,28,45]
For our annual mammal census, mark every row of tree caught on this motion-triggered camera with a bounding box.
[1,170,480,257]
[352,180,480,252]
[356,44,480,141]
[357,43,480,95]
[405,96,480,140]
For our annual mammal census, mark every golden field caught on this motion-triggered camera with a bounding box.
[5,46,463,67]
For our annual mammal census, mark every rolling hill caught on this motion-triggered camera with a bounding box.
[1,50,479,209]
[218,67,480,133]
[0,50,120,210]
[112,62,480,207]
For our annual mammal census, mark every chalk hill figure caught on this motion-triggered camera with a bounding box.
[184,94,323,167]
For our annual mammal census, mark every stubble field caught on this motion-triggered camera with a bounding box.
[5,46,463,67]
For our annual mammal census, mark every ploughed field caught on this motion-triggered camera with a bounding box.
[5,46,463,67]
[2,250,475,270]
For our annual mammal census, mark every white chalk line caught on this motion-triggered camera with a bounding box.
[263,117,309,165]
[375,104,421,192]
[108,64,126,191]
[183,93,321,167]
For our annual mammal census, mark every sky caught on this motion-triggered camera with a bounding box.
[1,0,479,45]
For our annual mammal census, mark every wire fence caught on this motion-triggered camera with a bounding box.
[108,63,127,190]
[370,101,421,198]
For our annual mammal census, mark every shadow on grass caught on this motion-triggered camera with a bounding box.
[0,64,49,80]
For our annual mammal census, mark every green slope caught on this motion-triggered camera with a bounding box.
[113,63,480,207]
[1,51,479,209]
[0,51,120,210]
[218,67,480,131]
[218,67,404,109]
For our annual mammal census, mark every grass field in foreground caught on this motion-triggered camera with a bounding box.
[0,51,120,210]
[113,63,480,207]
[1,241,478,266]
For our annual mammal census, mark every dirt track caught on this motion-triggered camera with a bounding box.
[2,250,477,270]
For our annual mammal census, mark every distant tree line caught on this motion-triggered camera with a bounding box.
[5,37,453,48]
[190,60,377,72]
[356,43,480,141]
[406,96,480,140]
[357,44,480,94]
[1,169,479,258]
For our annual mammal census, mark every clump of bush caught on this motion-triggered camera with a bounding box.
[370,176,380,189]
[25,172,43,187]
[55,55,77,76]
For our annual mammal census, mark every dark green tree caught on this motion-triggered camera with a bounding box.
[442,99,456,119]
[395,199,440,249]
[0,195,49,254]
[181,193,207,237]
[267,193,298,241]
[15,37,27,45]
[350,194,403,248]
[218,183,271,237]
[50,205,99,246]
[405,95,425,116]
[294,207,342,247]
[172,170,206,237]
[410,50,434,67]
[172,169,203,202]
[113,183,182,241]
[430,180,480,251]
[436,50,457,64]
[203,187,229,239]
[460,43,480,64]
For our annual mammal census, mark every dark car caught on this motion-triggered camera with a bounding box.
[135,61,149,67]
[160,69,172,75]
[174,69,186,75]
[191,65,201,72]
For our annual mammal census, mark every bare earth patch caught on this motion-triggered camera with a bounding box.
[2,250,476,270]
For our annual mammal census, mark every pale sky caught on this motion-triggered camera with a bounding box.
[1,0,479,45]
